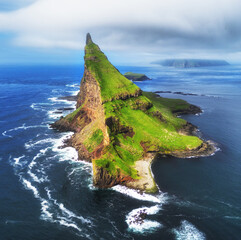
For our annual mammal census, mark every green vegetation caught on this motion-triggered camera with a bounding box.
[84,129,104,153]
[62,37,204,180]
[124,72,149,81]
[85,43,140,102]
[65,106,83,122]
[94,93,202,177]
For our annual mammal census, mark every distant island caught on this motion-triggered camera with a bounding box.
[52,34,215,193]
[153,59,229,68]
[124,72,150,81]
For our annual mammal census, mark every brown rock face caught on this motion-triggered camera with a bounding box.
[52,64,110,163]
[77,67,101,110]
[93,163,134,188]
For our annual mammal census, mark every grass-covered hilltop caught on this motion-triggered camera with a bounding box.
[52,33,215,193]
[124,72,150,81]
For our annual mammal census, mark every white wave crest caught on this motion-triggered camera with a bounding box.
[2,124,47,138]
[112,185,167,204]
[48,97,70,103]
[25,138,55,149]
[66,84,79,88]
[126,205,162,233]
[58,219,82,232]
[52,132,78,162]
[22,178,40,198]
[12,155,25,166]
[173,220,206,240]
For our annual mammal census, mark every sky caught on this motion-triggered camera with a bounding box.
[1,0,241,65]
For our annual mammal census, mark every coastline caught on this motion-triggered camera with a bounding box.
[52,93,216,193]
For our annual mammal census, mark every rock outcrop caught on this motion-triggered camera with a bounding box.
[124,72,150,81]
[52,34,215,193]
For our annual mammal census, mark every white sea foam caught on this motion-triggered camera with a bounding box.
[58,203,91,224]
[25,138,55,149]
[66,84,79,88]
[45,187,92,230]
[126,205,162,233]
[58,219,82,232]
[13,155,25,166]
[112,185,166,204]
[48,97,71,103]
[40,199,53,220]
[22,178,39,198]
[173,220,206,240]
[30,102,53,111]
[67,90,79,96]
[52,132,78,162]
[2,124,47,138]
[47,110,63,119]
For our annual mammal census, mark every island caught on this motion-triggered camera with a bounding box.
[124,72,150,81]
[153,59,229,68]
[51,34,215,193]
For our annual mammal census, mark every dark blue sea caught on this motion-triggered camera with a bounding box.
[0,64,241,240]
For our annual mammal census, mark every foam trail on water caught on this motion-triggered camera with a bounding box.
[13,155,25,166]
[126,205,162,233]
[66,84,79,88]
[52,132,78,162]
[25,138,55,149]
[112,185,165,203]
[2,124,47,138]
[173,220,206,240]
[22,178,40,198]
[58,219,82,232]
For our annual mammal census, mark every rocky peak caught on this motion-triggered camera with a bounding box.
[86,33,93,45]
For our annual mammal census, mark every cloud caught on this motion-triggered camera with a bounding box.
[1,0,241,60]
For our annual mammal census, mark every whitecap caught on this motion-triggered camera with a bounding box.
[47,110,63,119]
[22,178,39,198]
[30,103,53,111]
[25,138,55,149]
[126,205,162,233]
[58,203,91,224]
[58,219,82,232]
[48,97,70,103]
[67,90,79,96]
[13,155,25,166]
[2,124,47,138]
[52,132,78,162]
[40,200,53,220]
[112,185,167,204]
[173,220,206,240]
[66,84,79,88]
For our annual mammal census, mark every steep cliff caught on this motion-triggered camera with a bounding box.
[52,34,215,193]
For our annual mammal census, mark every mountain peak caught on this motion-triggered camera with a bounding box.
[52,35,214,193]
[86,33,93,45]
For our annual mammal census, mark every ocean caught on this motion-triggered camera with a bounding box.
[0,64,241,239]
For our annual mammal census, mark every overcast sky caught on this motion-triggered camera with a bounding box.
[1,0,241,65]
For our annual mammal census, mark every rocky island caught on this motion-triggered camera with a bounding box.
[154,59,229,68]
[52,34,215,193]
[124,72,150,81]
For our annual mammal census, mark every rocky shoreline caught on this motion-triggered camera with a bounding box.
[51,34,216,194]
[52,92,216,193]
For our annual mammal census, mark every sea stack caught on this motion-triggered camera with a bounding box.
[52,34,215,193]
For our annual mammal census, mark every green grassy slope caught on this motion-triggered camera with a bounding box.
[85,43,140,102]
[62,37,203,180]
[96,94,202,178]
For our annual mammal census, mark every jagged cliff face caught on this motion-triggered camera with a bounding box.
[52,34,214,193]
